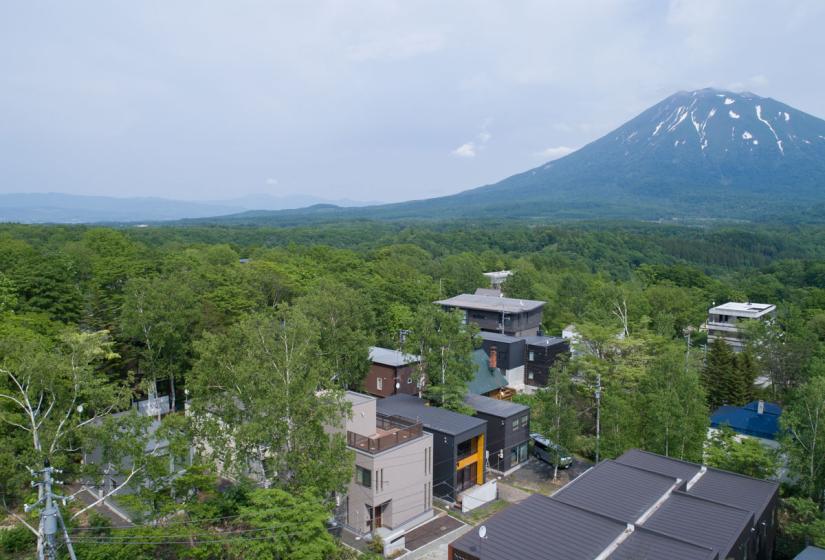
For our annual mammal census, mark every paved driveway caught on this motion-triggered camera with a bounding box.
[503,457,592,495]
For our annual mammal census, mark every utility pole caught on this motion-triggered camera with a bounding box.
[25,459,77,560]
[595,374,602,464]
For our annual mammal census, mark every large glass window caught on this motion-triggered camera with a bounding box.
[355,466,371,488]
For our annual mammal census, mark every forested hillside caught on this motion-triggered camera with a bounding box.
[2,220,825,558]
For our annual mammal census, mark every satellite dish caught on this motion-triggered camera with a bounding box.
[478,525,487,539]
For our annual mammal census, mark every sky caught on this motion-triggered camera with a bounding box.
[2,1,825,204]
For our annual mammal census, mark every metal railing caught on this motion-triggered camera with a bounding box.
[347,414,423,454]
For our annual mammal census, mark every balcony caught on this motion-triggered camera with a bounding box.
[347,413,423,454]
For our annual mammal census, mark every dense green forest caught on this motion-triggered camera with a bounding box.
[2,220,825,558]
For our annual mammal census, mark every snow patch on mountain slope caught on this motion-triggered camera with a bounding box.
[724,98,735,105]
[756,104,784,155]
[729,110,740,119]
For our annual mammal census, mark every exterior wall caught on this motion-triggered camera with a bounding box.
[448,307,542,337]
[365,363,420,398]
[480,338,526,370]
[525,341,570,387]
[348,397,377,437]
[346,432,434,533]
[504,366,525,389]
[474,410,530,473]
[429,425,487,502]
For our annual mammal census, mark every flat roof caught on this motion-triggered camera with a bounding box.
[478,331,523,344]
[435,293,545,314]
[709,302,776,317]
[344,391,375,407]
[464,393,528,418]
[522,335,567,347]
[376,394,486,437]
[369,346,420,367]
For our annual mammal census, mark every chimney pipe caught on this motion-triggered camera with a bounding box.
[757,400,765,415]
[489,347,498,369]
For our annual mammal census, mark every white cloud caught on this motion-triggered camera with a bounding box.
[452,142,477,158]
[452,123,492,158]
[537,146,575,160]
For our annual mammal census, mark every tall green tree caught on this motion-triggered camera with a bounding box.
[293,279,374,390]
[705,426,779,479]
[530,357,580,478]
[189,307,353,496]
[403,306,478,413]
[782,371,825,507]
[702,338,736,409]
[231,488,338,560]
[638,346,708,462]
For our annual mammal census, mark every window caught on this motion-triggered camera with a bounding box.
[407,377,412,384]
[512,419,519,431]
[376,377,383,390]
[355,466,371,488]
[521,415,528,428]
[528,372,534,380]
[528,351,535,361]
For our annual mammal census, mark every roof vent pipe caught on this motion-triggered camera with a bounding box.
[758,400,765,415]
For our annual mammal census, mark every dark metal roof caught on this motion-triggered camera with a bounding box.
[376,394,485,437]
[435,293,545,313]
[522,335,568,348]
[609,528,718,560]
[688,468,778,520]
[552,460,680,523]
[643,492,753,557]
[478,331,523,344]
[450,494,627,560]
[464,393,528,419]
[615,449,702,484]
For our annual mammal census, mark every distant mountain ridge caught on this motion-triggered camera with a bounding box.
[193,88,825,225]
[0,192,378,224]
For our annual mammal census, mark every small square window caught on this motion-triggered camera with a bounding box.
[512,419,519,431]
[377,378,383,390]
[528,351,535,361]
[355,466,371,488]
[528,372,534,380]
[521,416,528,427]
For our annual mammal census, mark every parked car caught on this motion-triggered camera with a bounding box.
[529,433,573,468]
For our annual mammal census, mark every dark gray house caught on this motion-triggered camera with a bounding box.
[463,394,530,474]
[450,449,779,560]
[435,293,545,337]
[377,395,486,503]
[523,335,570,387]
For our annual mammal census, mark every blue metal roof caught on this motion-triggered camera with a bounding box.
[710,400,782,440]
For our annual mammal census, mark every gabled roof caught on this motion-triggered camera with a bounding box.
[467,349,509,396]
[478,331,523,344]
[615,449,701,484]
[643,492,753,557]
[369,346,420,368]
[522,335,568,348]
[552,460,680,524]
[608,528,718,560]
[435,293,545,313]
[710,401,781,440]
[464,393,528,419]
[796,546,825,560]
[376,394,485,437]
[450,494,628,560]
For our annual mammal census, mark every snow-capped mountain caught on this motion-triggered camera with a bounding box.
[195,89,825,224]
[383,88,825,220]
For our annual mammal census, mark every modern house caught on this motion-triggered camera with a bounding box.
[796,547,825,560]
[463,393,530,474]
[450,449,779,560]
[435,293,545,337]
[707,302,776,352]
[523,335,570,387]
[341,392,434,537]
[710,400,782,448]
[365,347,422,398]
[376,394,487,503]
[468,348,512,400]
[478,331,526,390]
